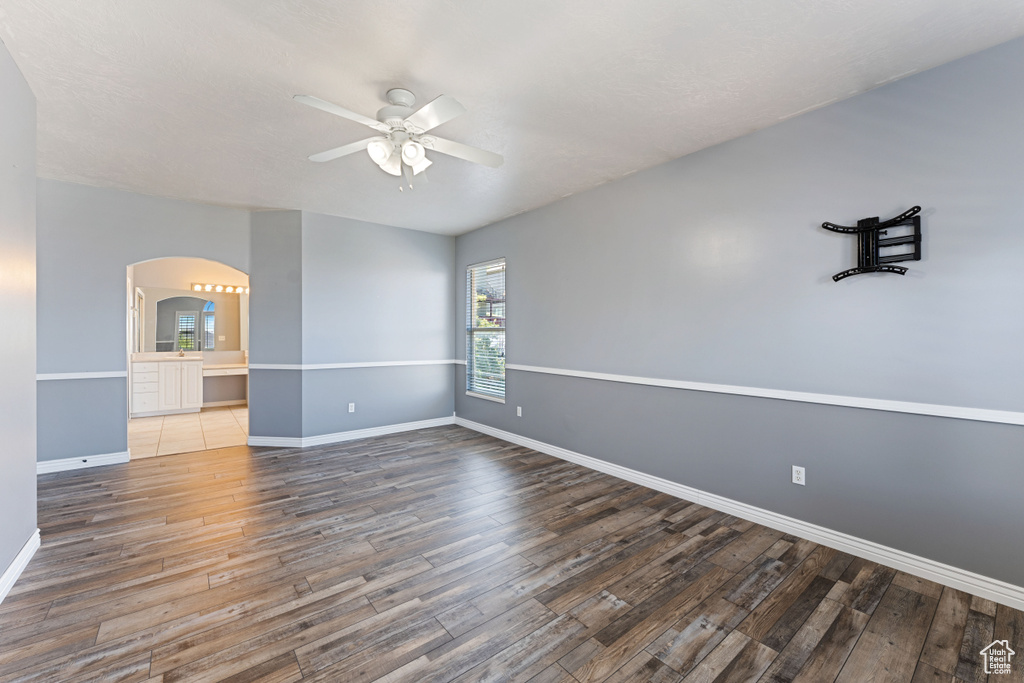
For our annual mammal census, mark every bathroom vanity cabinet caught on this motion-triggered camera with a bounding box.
[131,358,203,417]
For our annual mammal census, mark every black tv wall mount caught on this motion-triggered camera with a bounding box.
[821,206,922,281]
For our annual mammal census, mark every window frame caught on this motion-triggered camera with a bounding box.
[174,310,199,351]
[203,312,215,351]
[466,257,506,403]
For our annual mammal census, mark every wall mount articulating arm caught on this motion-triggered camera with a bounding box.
[821,205,922,282]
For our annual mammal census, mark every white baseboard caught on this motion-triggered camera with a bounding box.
[0,529,40,605]
[454,417,1024,611]
[36,450,131,475]
[202,400,247,408]
[131,407,200,418]
[248,415,456,448]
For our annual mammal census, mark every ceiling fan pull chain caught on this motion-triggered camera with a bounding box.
[402,163,414,190]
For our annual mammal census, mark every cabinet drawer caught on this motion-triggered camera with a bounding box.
[133,393,158,413]
[133,362,158,373]
[134,382,158,394]
[133,371,158,384]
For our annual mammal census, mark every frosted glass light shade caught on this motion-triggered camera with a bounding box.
[367,139,395,165]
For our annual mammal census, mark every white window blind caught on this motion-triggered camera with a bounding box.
[203,313,215,350]
[203,301,215,351]
[466,259,506,400]
[176,312,197,351]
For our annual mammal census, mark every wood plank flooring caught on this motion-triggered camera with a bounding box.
[1,425,1020,682]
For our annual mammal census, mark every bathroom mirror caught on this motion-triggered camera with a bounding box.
[137,286,248,353]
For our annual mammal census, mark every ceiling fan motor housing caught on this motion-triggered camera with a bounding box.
[376,104,413,127]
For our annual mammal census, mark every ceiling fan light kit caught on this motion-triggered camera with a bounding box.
[366,139,394,165]
[401,141,425,165]
[295,87,502,190]
[380,153,402,177]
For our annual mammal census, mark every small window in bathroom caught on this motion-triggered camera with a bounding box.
[176,312,197,351]
[203,301,215,351]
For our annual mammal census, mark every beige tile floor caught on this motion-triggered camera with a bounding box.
[128,406,248,458]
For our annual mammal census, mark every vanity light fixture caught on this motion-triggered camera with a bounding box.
[191,283,249,295]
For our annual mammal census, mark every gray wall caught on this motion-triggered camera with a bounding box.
[298,212,455,437]
[249,211,304,439]
[249,211,455,440]
[37,180,250,460]
[203,375,247,403]
[301,366,454,437]
[300,212,454,364]
[455,37,1024,586]
[38,379,126,463]
[249,211,303,366]
[0,39,38,578]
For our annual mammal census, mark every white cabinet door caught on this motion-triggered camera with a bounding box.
[180,361,204,410]
[158,362,182,411]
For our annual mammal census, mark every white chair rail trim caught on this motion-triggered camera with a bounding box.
[37,371,127,381]
[504,363,1024,426]
[250,360,457,371]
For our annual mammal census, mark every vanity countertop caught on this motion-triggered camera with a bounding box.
[203,363,248,370]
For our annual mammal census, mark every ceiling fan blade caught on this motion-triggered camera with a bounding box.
[308,137,382,163]
[294,95,389,133]
[419,136,503,168]
[403,95,466,133]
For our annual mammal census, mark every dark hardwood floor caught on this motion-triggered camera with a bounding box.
[1,426,1021,682]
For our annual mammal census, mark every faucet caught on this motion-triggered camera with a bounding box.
[178,349,185,357]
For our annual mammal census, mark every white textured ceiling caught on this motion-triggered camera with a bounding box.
[1,1,1023,235]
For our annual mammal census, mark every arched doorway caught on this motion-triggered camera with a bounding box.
[126,257,249,458]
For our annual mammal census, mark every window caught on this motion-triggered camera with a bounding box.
[466,258,506,401]
[203,301,215,351]
[175,312,197,351]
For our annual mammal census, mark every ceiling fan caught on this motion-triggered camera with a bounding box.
[294,88,503,185]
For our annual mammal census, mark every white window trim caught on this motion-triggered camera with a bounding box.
[466,390,506,404]
[466,257,506,402]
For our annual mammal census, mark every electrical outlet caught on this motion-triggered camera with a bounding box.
[516,406,522,417]
[348,403,355,413]
[792,465,806,486]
